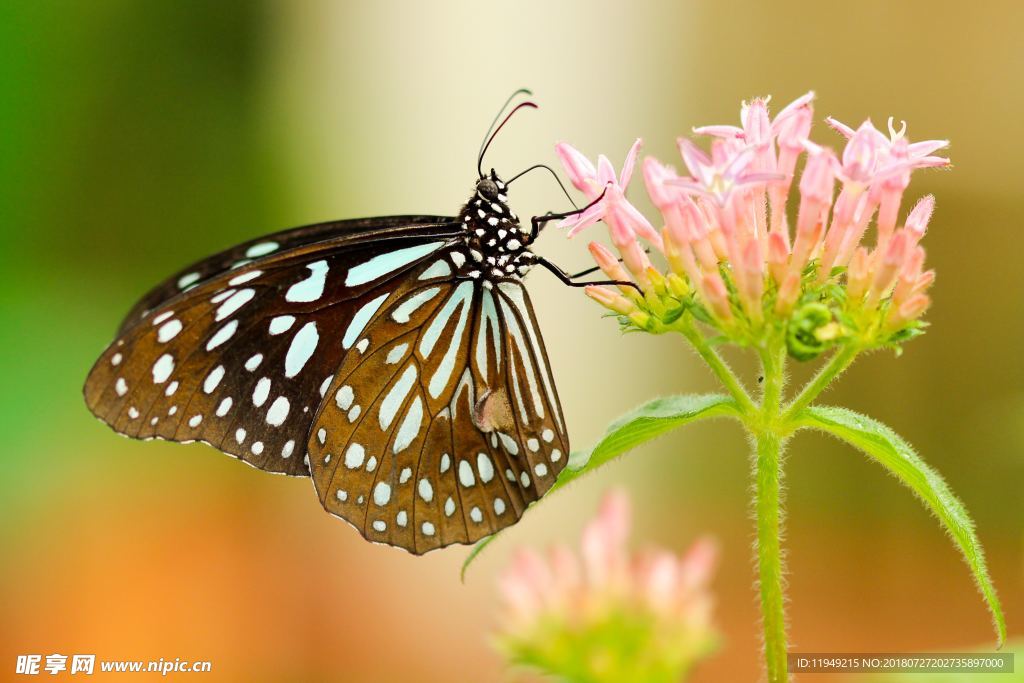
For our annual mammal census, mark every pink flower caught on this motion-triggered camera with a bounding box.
[669,138,781,207]
[827,116,950,177]
[563,92,944,353]
[495,490,719,680]
[553,139,660,247]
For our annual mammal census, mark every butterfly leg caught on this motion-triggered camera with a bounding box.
[568,246,651,279]
[533,256,642,293]
[527,187,608,243]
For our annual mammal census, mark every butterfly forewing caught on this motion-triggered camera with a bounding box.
[307,260,570,554]
[116,216,456,335]
[84,226,461,476]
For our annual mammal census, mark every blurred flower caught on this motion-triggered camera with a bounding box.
[561,93,944,359]
[495,490,718,683]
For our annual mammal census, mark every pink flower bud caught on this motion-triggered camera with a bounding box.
[555,142,600,197]
[774,271,801,315]
[905,194,935,245]
[662,225,702,286]
[767,231,790,285]
[642,157,680,211]
[846,247,871,301]
[587,242,640,299]
[892,245,925,306]
[773,91,815,151]
[739,239,765,322]
[913,269,936,295]
[798,143,837,203]
[867,231,908,305]
[840,121,883,184]
[702,272,734,323]
[886,293,931,329]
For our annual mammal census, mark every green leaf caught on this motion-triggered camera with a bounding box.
[461,394,741,581]
[793,405,1007,647]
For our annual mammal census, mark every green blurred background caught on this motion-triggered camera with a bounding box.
[1,1,1022,681]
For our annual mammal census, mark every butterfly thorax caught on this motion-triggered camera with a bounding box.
[457,172,534,284]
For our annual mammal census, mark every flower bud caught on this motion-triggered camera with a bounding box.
[786,302,841,361]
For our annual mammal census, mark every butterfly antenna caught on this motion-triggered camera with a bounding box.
[477,101,538,179]
[506,164,578,210]
[477,88,533,177]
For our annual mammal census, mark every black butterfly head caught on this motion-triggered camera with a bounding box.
[475,169,506,202]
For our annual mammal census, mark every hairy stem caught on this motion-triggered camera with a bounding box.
[783,344,859,421]
[755,428,788,683]
[752,341,790,681]
[678,319,756,414]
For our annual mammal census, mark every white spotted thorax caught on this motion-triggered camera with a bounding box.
[457,170,535,286]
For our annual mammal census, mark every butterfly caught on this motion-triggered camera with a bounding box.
[83,91,628,554]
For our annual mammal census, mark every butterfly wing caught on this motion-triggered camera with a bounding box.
[84,221,462,476]
[306,269,570,554]
[117,215,455,334]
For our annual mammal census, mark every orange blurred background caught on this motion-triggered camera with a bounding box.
[1,1,1022,681]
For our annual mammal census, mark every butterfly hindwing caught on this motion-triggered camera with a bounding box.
[307,261,570,554]
[84,226,461,476]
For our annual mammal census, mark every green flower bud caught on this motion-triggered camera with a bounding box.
[786,302,840,361]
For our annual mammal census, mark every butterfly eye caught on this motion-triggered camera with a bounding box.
[477,178,500,200]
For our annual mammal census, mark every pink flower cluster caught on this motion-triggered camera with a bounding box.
[497,489,717,636]
[559,93,946,336]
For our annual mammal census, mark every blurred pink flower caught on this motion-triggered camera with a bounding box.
[495,490,718,683]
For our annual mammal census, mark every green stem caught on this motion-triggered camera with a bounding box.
[755,428,788,683]
[678,318,756,414]
[783,344,859,422]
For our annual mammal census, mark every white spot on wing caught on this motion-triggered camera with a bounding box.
[177,272,201,289]
[385,343,408,365]
[216,397,233,417]
[393,396,423,454]
[268,315,295,335]
[157,319,182,343]
[418,478,433,502]
[344,443,365,469]
[207,320,238,350]
[391,287,441,323]
[458,460,476,488]
[419,260,452,280]
[151,354,174,384]
[285,260,329,302]
[345,242,446,286]
[379,365,417,430]
[252,377,271,407]
[229,270,262,286]
[215,288,255,321]
[284,322,319,378]
[245,241,278,258]
[373,482,392,506]
[204,366,225,393]
[336,385,354,411]
[476,452,494,483]
[343,293,389,349]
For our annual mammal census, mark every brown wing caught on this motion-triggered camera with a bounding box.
[306,276,570,554]
[83,225,461,476]
[117,215,455,334]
